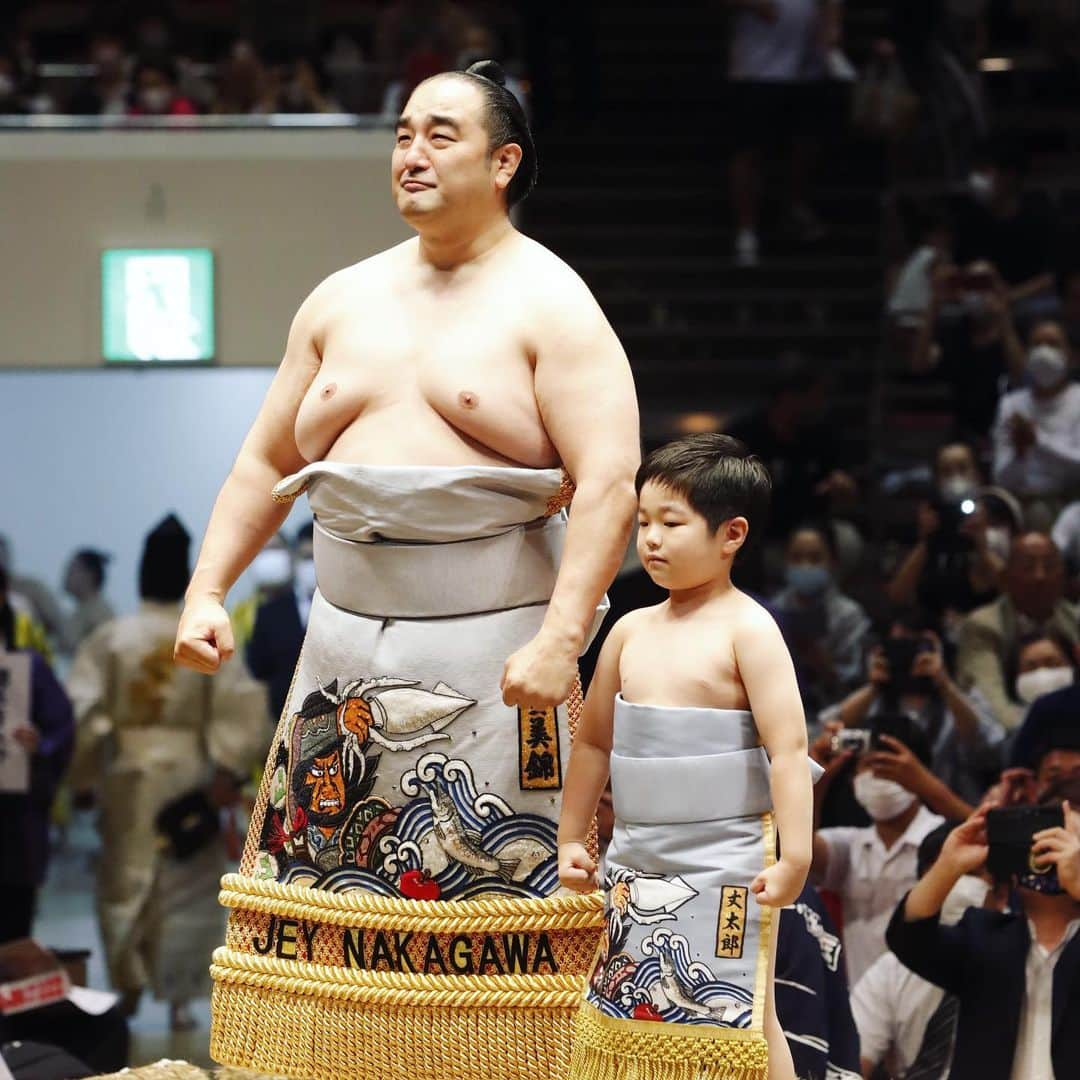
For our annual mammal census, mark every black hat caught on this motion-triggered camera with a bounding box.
[139,513,190,602]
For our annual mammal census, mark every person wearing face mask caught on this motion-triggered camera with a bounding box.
[810,723,945,985]
[888,443,1007,628]
[127,57,197,118]
[886,782,1080,1080]
[852,821,997,1080]
[958,530,1080,731]
[1009,635,1080,775]
[245,524,314,722]
[773,523,870,722]
[993,320,1080,528]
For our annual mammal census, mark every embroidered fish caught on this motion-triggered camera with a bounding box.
[654,951,729,1022]
[426,780,520,882]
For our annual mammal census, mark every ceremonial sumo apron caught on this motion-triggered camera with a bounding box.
[209,464,606,1080]
[572,695,820,1080]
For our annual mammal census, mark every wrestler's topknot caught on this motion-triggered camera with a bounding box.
[454,59,537,209]
[636,433,772,541]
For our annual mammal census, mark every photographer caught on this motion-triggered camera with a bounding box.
[825,611,1004,808]
[810,720,944,985]
[886,782,1080,1079]
[886,443,1007,625]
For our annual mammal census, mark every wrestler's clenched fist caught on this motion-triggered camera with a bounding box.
[174,594,235,674]
[500,629,579,708]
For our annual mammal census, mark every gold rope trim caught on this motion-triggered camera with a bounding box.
[211,947,583,1008]
[570,1002,768,1080]
[219,873,604,933]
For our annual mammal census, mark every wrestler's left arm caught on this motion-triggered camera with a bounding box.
[736,603,814,909]
[501,268,640,709]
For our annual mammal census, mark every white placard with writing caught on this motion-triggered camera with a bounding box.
[0,652,32,794]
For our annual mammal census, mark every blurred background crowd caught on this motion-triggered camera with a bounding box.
[5,1,1080,1078]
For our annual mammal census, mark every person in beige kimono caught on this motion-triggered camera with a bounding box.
[68,515,269,1031]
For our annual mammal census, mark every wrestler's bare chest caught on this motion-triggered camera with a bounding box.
[294,261,558,468]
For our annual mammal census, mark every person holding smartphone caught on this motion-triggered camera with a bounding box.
[887,777,1080,1080]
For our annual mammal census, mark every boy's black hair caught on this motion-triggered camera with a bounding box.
[917,820,961,877]
[635,433,771,538]
[72,548,110,590]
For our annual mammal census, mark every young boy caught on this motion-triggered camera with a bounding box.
[559,433,816,1080]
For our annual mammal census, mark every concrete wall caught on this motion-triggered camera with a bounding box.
[0,129,410,367]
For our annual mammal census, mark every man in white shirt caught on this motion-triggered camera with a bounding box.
[852,822,994,1079]
[811,731,945,985]
[993,320,1080,525]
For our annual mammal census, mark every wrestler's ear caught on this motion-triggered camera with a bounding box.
[720,516,749,556]
[492,142,523,195]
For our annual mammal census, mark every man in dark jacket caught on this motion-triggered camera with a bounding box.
[245,523,313,722]
[886,771,1080,1080]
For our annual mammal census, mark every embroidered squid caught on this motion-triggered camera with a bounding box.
[315,677,476,782]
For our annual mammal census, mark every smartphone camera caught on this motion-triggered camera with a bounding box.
[831,728,872,754]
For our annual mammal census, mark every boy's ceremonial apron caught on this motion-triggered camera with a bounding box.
[573,695,797,1080]
[210,463,605,1080]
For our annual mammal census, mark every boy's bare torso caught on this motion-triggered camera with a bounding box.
[292,234,565,469]
[617,588,758,714]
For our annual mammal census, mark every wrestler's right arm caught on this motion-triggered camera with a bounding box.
[175,291,324,674]
[557,616,630,892]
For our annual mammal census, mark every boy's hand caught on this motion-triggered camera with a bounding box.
[750,859,807,909]
[1031,801,1080,900]
[558,842,598,893]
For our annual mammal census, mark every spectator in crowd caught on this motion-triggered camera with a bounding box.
[212,40,275,116]
[67,515,268,1030]
[245,524,313,722]
[811,723,945,985]
[0,566,74,944]
[887,202,954,338]
[953,136,1060,322]
[0,533,64,648]
[825,611,1000,810]
[772,522,871,722]
[127,56,197,117]
[726,0,844,266]
[910,257,1025,439]
[1009,635,1080,771]
[1053,497,1080,596]
[273,55,340,114]
[69,31,130,116]
[992,319,1080,530]
[887,442,1006,628]
[727,356,859,577]
[958,531,1079,731]
[775,884,862,1080]
[60,548,113,655]
[852,821,996,1080]
[886,782,1080,1080]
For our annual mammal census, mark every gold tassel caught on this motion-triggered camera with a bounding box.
[569,1004,769,1080]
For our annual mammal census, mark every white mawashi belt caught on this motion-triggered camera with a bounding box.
[313,515,566,620]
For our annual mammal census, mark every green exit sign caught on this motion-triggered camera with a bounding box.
[102,248,215,362]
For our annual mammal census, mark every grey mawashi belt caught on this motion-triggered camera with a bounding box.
[610,748,774,823]
[312,515,566,620]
